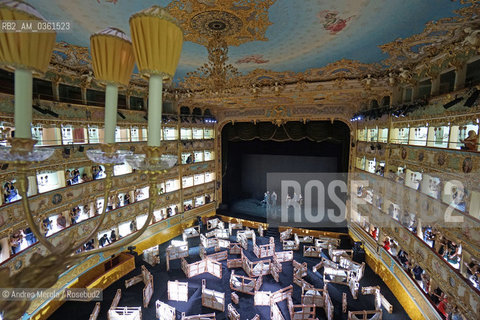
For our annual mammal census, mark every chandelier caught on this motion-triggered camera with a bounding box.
[182,37,244,95]
[0,2,183,319]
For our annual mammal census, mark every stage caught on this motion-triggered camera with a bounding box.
[219,198,349,234]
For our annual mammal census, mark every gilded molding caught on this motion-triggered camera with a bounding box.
[166,0,276,47]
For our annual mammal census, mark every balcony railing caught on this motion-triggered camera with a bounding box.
[1,185,216,272]
[352,192,480,318]
[349,223,444,320]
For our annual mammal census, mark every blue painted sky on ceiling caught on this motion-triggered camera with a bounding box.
[29,0,466,81]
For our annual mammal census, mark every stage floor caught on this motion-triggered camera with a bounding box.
[50,225,410,320]
[222,199,349,234]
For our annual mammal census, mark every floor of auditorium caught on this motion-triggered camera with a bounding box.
[50,223,410,320]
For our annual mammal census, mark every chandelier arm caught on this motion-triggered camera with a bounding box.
[17,165,58,254]
[70,164,115,253]
[74,173,158,258]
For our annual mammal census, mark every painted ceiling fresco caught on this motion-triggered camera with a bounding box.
[28,0,467,81]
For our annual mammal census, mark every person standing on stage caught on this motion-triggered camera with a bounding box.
[293,192,299,204]
[271,191,277,208]
[286,193,291,207]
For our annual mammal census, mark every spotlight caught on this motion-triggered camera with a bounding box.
[44,109,59,118]
[78,145,84,152]
[117,111,126,119]
[63,147,70,155]
[464,89,479,107]
[443,96,463,109]
[33,105,48,114]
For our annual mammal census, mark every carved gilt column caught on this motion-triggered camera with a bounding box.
[453,61,468,91]
[51,75,61,101]
[430,73,441,96]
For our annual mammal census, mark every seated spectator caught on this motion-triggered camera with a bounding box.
[10,232,22,255]
[57,214,67,229]
[107,195,114,211]
[82,173,91,182]
[460,130,478,151]
[424,228,435,247]
[43,217,52,230]
[24,228,36,246]
[430,288,443,305]
[412,265,423,284]
[3,181,18,203]
[389,241,398,256]
[383,239,391,251]
[71,169,80,184]
[468,268,479,289]
[421,272,430,292]
[438,242,447,256]
[124,193,130,205]
[99,234,111,247]
[92,166,98,180]
[92,166,104,180]
[446,241,461,265]
[69,208,79,225]
[110,230,116,242]
[398,250,409,266]
[40,219,49,236]
[84,239,94,251]
[65,170,72,185]
[134,189,143,201]
[464,259,480,276]
[130,220,137,233]
[370,227,377,240]
[436,293,449,318]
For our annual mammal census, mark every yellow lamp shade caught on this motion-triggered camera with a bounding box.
[0,0,56,74]
[90,27,135,87]
[129,6,183,79]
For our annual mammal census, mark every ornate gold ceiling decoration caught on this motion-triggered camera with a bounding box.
[166,0,276,47]
[264,106,291,126]
[303,59,382,82]
[231,59,383,87]
[50,41,91,75]
[380,3,480,70]
[181,37,242,93]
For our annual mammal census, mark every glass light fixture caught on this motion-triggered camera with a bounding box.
[126,153,177,172]
[0,139,54,162]
[86,149,132,164]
